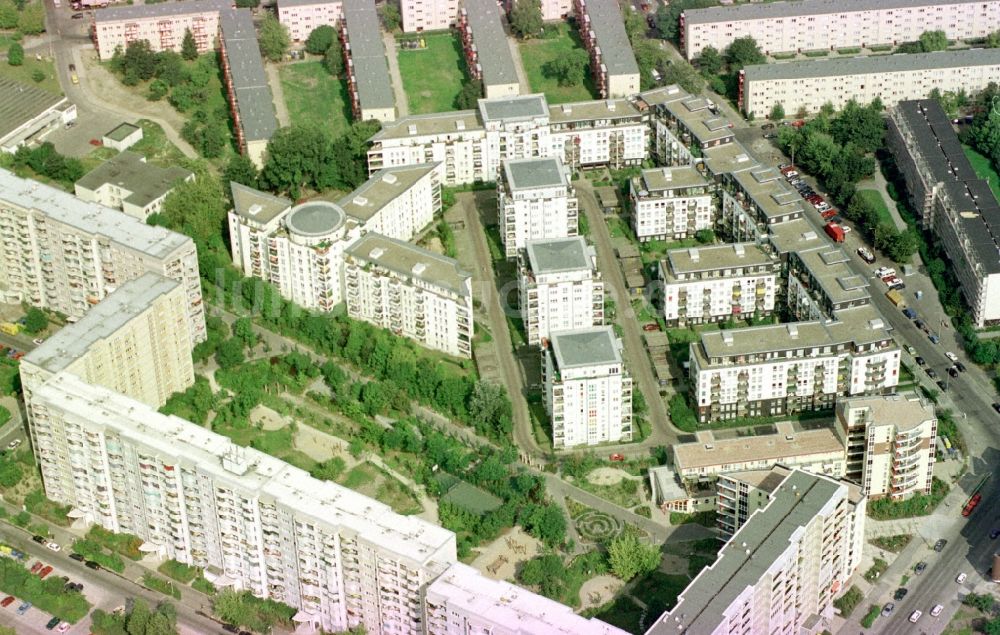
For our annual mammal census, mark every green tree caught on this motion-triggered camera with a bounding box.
[322,42,344,77]
[695,45,723,76]
[660,58,705,95]
[147,78,169,101]
[918,29,948,52]
[607,529,662,581]
[7,42,23,66]
[988,30,1000,48]
[215,338,246,370]
[521,504,566,546]
[30,68,43,83]
[23,307,47,334]
[830,100,884,153]
[258,14,290,63]
[886,227,919,263]
[233,317,256,348]
[468,381,512,439]
[725,36,765,69]
[305,24,337,55]
[235,0,259,7]
[454,80,482,110]
[543,49,588,87]
[623,7,646,45]
[0,0,17,29]
[694,229,715,244]
[261,123,337,197]
[509,0,542,39]
[654,0,716,43]
[310,457,346,481]
[633,38,669,89]
[378,1,401,31]
[120,40,158,82]
[17,2,44,35]
[964,592,995,612]
[161,171,228,247]
[181,28,198,60]
[518,554,566,599]
[769,103,785,121]
[223,154,259,191]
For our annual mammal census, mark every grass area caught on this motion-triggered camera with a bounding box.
[71,539,125,573]
[192,576,216,596]
[833,585,863,618]
[630,570,690,617]
[590,596,645,633]
[157,559,201,584]
[861,604,881,629]
[0,55,61,95]
[519,23,597,104]
[868,477,949,520]
[339,462,422,515]
[278,62,351,137]
[142,573,181,599]
[669,510,716,527]
[575,476,645,509]
[129,119,190,168]
[864,558,888,583]
[397,33,467,114]
[855,189,895,229]
[870,533,913,553]
[963,145,1000,202]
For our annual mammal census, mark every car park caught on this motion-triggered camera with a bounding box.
[957,572,967,583]
[894,588,908,601]
[910,610,922,623]
[881,603,895,616]
[16,601,30,615]
[915,561,927,575]
[931,604,944,617]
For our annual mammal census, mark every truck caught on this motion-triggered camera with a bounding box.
[0,322,20,335]
[886,289,906,308]
[824,222,845,243]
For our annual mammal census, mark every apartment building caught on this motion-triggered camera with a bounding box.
[91,0,229,60]
[344,233,473,358]
[740,48,1000,116]
[787,246,871,321]
[459,0,520,99]
[654,242,780,326]
[640,87,737,167]
[836,393,937,500]
[547,97,649,170]
[543,326,632,449]
[629,166,714,242]
[28,371,457,635]
[341,0,397,122]
[425,562,629,635]
[20,273,193,410]
[573,0,640,98]
[400,0,459,32]
[647,469,866,635]
[340,163,442,242]
[278,0,343,43]
[720,162,808,242]
[219,8,279,169]
[689,304,901,422]
[680,0,1000,60]
[887,99,1000,327]
[497,156,578,258]
[73,151,193,220]
[715,465,792,537]
[0,170,205,343]
[518,237,603,346]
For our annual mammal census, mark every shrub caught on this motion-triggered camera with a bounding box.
[158,559,201,584]
[142,573,181,599]
[833,585,863,617]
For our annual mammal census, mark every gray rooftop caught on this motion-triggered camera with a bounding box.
[647,470,844,634]
[370,110,484,141]
[278,0,338,7]
[285,200,347,237]
[0,169,193,260]
[766,216,824,255]
[75,151,192,209]
[230,182,292,225]
[220,9,279,143]
[346,232,471,297]
[744,48,1000,83]
[103,122,140,143]
[665,242,775,277]
[0,77,67,143]
[579,0,640,77]
[548,96,643,124]
[639,166,709,193]
[478,94,549,122]
[503,157,570,190]
[343,0,396,112]
[24,273,180,374]
[95,0,228,23]
[463,0,519,89]
[683,0,984,24]
[525,237,594,274]
[337,163,440,223]
[794,246,871,306]
[550,326,622,369]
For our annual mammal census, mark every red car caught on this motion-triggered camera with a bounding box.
[806,195,824,204]
[642,323,660,332]
[1,596,14,608]
[29,561,42,574]
[38,566,52,579]
[792,119,806,127]
[780,166,798,175]
[609,453,625,462]
[821,209,837,220]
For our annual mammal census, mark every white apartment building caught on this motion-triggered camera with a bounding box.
[629,166,714,241]
[573,0,640,98]
[20,273,194,410]
[680,0,1000,60]
[647,469,867,635]
[497,157,578,258]
[689,305,901,422]
[518,237,603,346]
[425,563,629,635]
[786,246,872,322]
[91,0,230,60]
[74,151,194,220]
[547,98,648,170]
[277,0,343,43]
[543,326,632,449]
[655,242,780,326]
[740,48,1000,116]
[888,99,1000,327]
[836,393,937,500]
[0,170,206,344]
[28,371,457,635]
[400,0,458,32]
[344,233,473,358]
[640,87,738,168]
[338,163,442,242]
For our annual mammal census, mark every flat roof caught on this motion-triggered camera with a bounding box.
[663,95,737,146]
[731,165,805,222]
[647,470,845,634]
[229,181,292,225]
[463,0,519,89]
[343,0,396,111]
[220,9,279,143]
[579,0,639,77]
[744,48,1000,83]
[370,110,483,141]
[104,122,140,143]
[0,77,66,144]
[548,97,643,124]
[503,157,569,190]
[346,232,471,297]
[24,273,180,374]
[337,163,439,223]
[639,166,709,192]
[95,0,228,22]
[766,216,824,255]
[794,246,871,306]
[673,426,844,471]
[838,392,934,432]
[683,0,985,24]
[75,151,192,209]
[665,242,774,277]
[478,94,549,122]
[723,465,793,495]
[550,326,621,369]
[525,237,594,274]
[0,169,193,261]
[278,0,340,7]
[702,141,756,177]
[286,201,346,236]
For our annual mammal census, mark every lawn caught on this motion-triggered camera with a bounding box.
[519,23,597,104]
[279,62,351,136]
[855,189,895,229]
[963,144,1000,202]
[339,462,423,515]
[396,33,466,114]
[0,55,61,95]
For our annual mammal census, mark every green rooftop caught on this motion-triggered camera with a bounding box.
[103,122,141,143]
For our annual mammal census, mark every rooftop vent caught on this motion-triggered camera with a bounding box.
[369,247,384,259]
[688,247,699,262]
[733,243,745,257]
[562,104,572,114]
[412,262,427,275]
[868,318,884,330]
[248,204,262,216]
[383,173,398,185]
[353,196,368,206]
[407,124,417,135]
[661,168,672,181]
[736,154,750,163]
[787,324,799,338]
[704,444,714,450]
[606,99,616,111]
[785,435,794,441]
[456,120,465,131]
[721,331,734,346]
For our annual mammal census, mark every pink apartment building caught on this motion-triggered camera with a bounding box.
[91,0,229,61]
[401,0,571,32]
[277,0,343,43]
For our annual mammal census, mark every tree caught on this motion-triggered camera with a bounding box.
[989,30,1000,48]
[769,103,785,121]
[17,2,44,35]
[725,36,765,69]
[623,7,646,45]
[694,229,715,244]
[147,78,169,101]
[179,28,198,61]
[608,529,662,581]
[234,0,259,7]
[161,171,228,247]
[23,308,48,334]
[543,49,588,87]
[885,227,919,263]
[0,0,17,29]
[215,338,246,370]
[305,24,337,55]
[521,504,566,546]
[7,41,22,66]
[261,123,336,197]
[454,80,482,110]
[322,42,344,77]
[830,100,884,153]
[119,40,158,82]
[918,30,948,52]
[509,0,542,39]
[233,317,256,348]
[223,154,259,191]
[964,592,995,613]
[660,59,704,95]
[695,45,723,77]
[258,14,290,63]
[633,38,669,90]
[378,1,401,31]
[468,382,512,439]
[654,0,716,43]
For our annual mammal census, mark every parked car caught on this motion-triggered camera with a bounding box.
[609,453,625,461]
[45,616,61,630]
[903,308,917,319]
[857,246,876,263]
[57,622,71,633]
[881,603,895,617]
[38,566,53,579]
[761,123,775,130]
[763,132,777,139]
[915,561,927,575]
[925,368,937,379]
[956,572,967,583]
[956,361,966,372]
[642,323,660,332]
[914,318,927,331]
[46,542,60,552]
[0,596,14,608]
[16,601,31,615]
[32,535,46,544]
[931,605,944,617]
[84,560,101,570]
[945,351,959,362]
[937,379,948,391]
[948,367,959,378]
[30,561,42,574]
[910,610,922,623]
[935,539,948,552]
[894,588,908,601]
[914,356,925,366]
[906,345,917,354]
[68,553,84,562]
[929,333,940,344]
[993,403,1000,414]
[821,209,837,220]
[784,170,799,179]
[990,528,1000,539]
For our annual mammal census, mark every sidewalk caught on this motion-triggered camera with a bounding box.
[383,32,409,118]
[857,168,907,232]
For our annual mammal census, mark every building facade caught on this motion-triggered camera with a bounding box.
[277,0,343,43]
[344,233,473,358]
[573,0,640,98]
[337,163,442,242]
[458,0,520,99]
[73,151,194,220]
[518,237,603,346]
[497,157,578,258]
[629,166,714,242]
[715,465,791,537]
[341,0,397,122]
[0,170,206,344]
[836,393,937,500]
[543,326,632,449]
[400,0,459,33]
[91,0,229,60]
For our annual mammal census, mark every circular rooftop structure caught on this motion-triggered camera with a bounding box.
[286,201,346,237]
